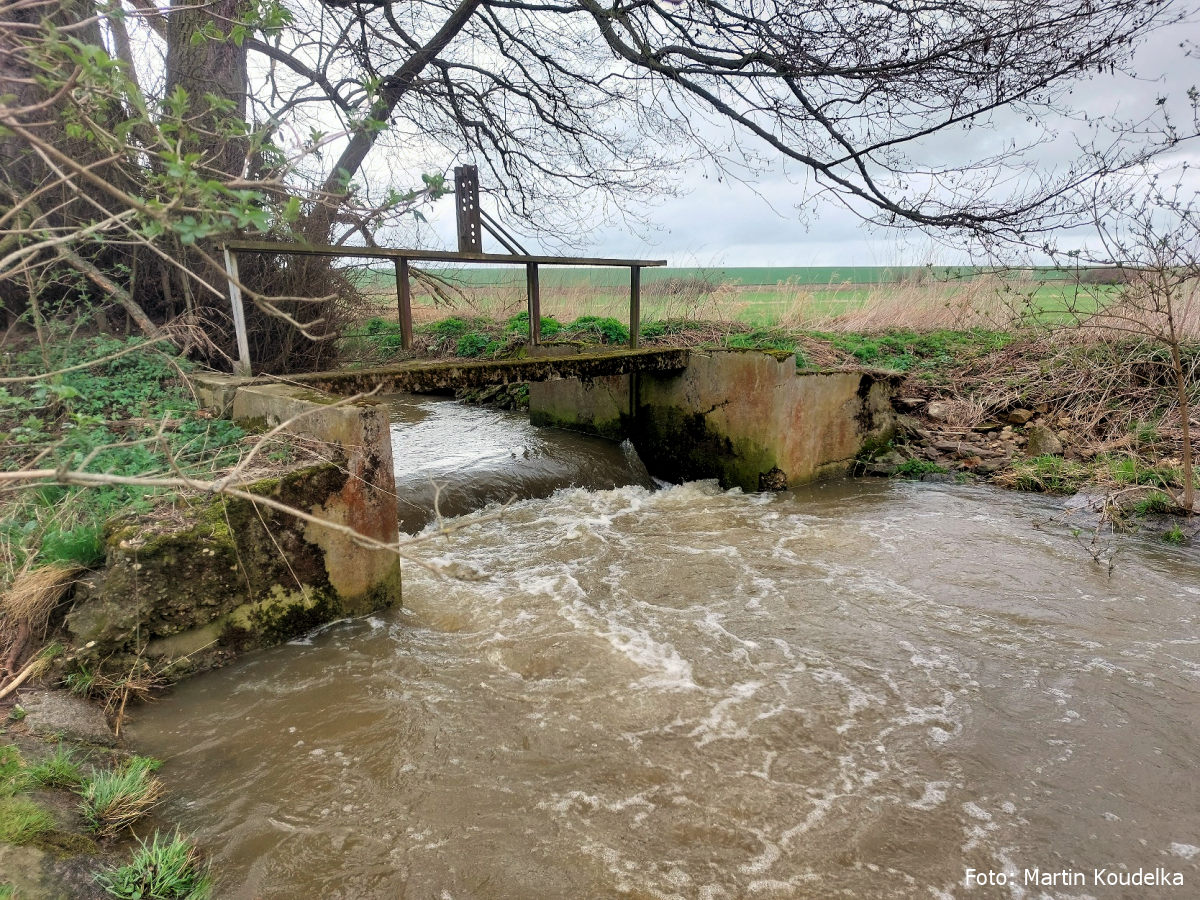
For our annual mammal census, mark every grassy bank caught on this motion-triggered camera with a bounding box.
[0,336,248,572]
[0,729,210,898]
[0,335,276,897]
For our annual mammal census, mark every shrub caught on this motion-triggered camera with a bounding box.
[894,459,947,479]
[564,315,629,344]
[427,316,470,338]
[505,311,562,337]
[359,317,405,351]
[455,332,500,357]
[96,830,212,900]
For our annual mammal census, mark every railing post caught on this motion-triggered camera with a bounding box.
[629,265,641,349]
[526,262,541,346]
[395,256,413,350]
[222,246,252,376]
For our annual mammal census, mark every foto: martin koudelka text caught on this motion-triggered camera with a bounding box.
[965,867,1186,888]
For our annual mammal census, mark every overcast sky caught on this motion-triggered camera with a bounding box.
[411,13,1199,268]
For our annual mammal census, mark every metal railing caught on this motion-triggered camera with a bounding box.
[221,239,666,376]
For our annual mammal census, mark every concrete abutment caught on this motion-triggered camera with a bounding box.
[530,350,899,491]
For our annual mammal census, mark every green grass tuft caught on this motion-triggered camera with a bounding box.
[1009,455,1091,494]
[1162,523,1186,545]
[1133,491,1175,516]
[724,328,797,354]
[0,746,27,799]
[0,796,55,845]
[812,328,1011,372]
[96,830,212,900]
[79,756,164,836]
[28,745,85,790]
[894,459,947,479]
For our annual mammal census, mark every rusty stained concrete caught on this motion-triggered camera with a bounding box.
[230,383,401,601]
[530,351,900,492]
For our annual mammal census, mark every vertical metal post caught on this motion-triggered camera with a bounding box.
[629,265,641,349]
[526,262,541,346]
[395,257,413,350]
[454,165,482,253]
[222,246,252,376]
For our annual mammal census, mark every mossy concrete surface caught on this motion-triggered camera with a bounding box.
[230,383,401,601]
[530,374,631,440]
[65,384,402,677]
[193,373,247,416]
[529,351,900,492]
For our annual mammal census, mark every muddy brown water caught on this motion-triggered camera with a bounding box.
[127,397,1200,898]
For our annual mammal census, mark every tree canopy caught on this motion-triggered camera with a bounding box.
[0,0,1190,366]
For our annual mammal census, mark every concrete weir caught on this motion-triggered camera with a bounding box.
[530,350,900,491]
[64,349,896,676]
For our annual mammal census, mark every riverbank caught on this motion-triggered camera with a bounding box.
[0,335,401,897]
[0,690,210,899]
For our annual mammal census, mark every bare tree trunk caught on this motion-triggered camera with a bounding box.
[164,0,249,177]
[312,0,483,228]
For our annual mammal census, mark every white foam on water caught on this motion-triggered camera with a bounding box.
[1169,842,1199,859]
[689,681,764,746]
[737,833,781,876]
[910,781,952,811]
[963,801,993,821]
[698,612,761,651]
[529,570,700,692]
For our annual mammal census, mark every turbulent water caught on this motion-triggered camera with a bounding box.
[128,398,1200,899]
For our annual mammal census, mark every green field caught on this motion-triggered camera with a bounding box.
[353,264,1115,329]
[359,264,1082,289]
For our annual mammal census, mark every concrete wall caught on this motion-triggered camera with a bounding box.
[64,384,401,677]
[530,351,898,492]
[230,384,400,601]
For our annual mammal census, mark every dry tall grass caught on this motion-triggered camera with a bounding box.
[366,273,737,326]
[1077,276,1200,340]
[777,275,1028,332]
[1,563,80,678]
[371,271,1032,332]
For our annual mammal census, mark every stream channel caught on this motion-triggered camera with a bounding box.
[127,395,1200,898]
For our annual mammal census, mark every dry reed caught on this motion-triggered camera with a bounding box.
[1,563,81,678]
[777,276,1028,332]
